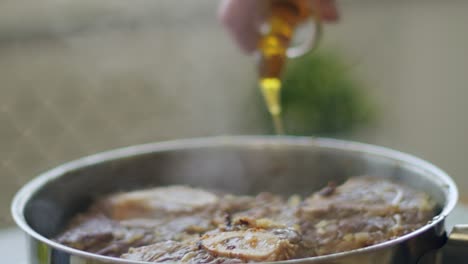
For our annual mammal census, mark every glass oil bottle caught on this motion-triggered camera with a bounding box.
[257,0,319,134]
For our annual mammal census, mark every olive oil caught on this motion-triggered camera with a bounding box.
[257,0,316,134]
[259,77,284,134]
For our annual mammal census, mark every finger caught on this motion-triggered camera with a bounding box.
[218,0,266,54]
[313,0,339,22]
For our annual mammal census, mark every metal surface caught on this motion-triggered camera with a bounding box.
[12,136,458,264]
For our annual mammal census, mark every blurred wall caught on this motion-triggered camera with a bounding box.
[1,0,468,226]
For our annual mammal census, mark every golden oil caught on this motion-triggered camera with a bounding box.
[257,0,315,134]
[259,77,284,134]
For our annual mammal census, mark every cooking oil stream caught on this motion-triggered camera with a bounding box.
[259,77,284,134]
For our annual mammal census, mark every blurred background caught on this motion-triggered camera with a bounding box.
[1,0,468,230]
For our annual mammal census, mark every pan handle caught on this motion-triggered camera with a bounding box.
[418,225,468,264]
[448,225,468,242]
[439,225,468,263]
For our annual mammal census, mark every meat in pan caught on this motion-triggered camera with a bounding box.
[55,177,436,262]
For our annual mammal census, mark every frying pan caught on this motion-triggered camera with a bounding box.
[11,136,468,263]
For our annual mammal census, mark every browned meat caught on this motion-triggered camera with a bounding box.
[101,186,220,220]
[55,214,155,257]
[296,177,436,256]
[55,176,436,262]
[200,229,298,262]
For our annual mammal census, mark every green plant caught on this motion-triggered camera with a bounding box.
[279,49,375,136]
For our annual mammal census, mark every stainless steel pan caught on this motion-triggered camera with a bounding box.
[11,136,468,263]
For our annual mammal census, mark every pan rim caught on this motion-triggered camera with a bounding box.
[11,135,458,264]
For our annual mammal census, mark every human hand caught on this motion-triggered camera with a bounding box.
[218,0,339,54]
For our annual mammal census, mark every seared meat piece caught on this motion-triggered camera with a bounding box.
[56,186,222,256]
[300,177,434,216]
[56,214,154,257]
[296,177,436,256]
[55,178,437,262]
[102,186,219,220]
[230,192,297,227]
[201,228,299,262]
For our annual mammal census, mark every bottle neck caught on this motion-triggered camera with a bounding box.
[257,0,310,79]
